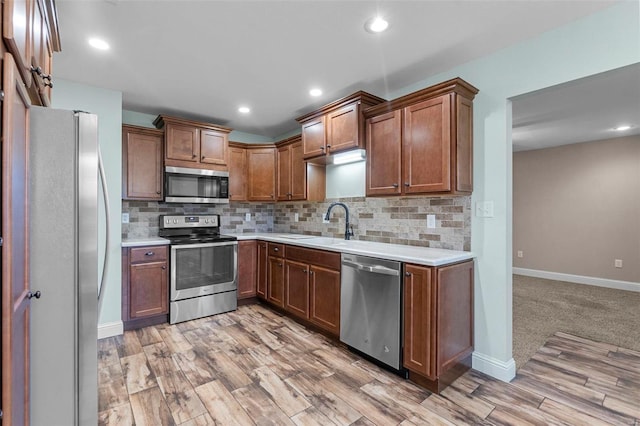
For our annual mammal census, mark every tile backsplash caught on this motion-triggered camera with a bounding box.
[123,195,470,251]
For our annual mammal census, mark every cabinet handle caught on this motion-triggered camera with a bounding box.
[202,155,205,160]
[273,247,279,252]
[30,66,42,75]
[162,266,167,270]
[44,81,53,88]
[320,146,325,150]
[326,144,331,148]
[278,263,283,267]
[392,183,399,188]
[145,251,155,256]
[192,154,197,158]
[404,182,410,187]
[309,271,314,275]
[303,270,307,274]
[405,272,411,277]
[42,73,52,81]
[156,191,161,194]
[27,290,42,299]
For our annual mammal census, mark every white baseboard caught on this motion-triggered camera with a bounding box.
[472,351,516,382]
[97,321,123,339]
[513,268,640,293]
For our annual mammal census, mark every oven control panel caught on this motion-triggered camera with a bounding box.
[160,215,220,228]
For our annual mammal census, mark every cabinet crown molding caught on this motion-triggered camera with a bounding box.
[122,124,164,136]
[363,77,479,118]
[295,90,386,123]
[153,114,233,133]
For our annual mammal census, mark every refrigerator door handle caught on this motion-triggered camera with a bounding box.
[97,147,110,317]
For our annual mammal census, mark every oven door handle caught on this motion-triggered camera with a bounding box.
[170,241,238,250]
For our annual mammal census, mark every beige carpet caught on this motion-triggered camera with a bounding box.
[512,274,640,369]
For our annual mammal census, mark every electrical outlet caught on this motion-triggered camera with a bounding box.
[294,213,299,222]
[245,213,251,221]
[322,213,330,224]
[121,213,129,224]
[615,259,623,268]
[427,214,436,229]
[517,250,523,258]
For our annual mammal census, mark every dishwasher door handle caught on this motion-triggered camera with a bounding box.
[342,260,400,276]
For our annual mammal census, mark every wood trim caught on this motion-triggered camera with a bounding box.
[296,91,386,123]
[363,77,479,118]
[122,124,164,136]
[153,114,232,133]
[274,134,302,148]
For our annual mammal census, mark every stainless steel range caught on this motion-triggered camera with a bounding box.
[159,214,237,324]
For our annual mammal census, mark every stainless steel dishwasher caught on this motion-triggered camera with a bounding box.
[340,253,402,370]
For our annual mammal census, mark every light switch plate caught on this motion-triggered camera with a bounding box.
[615,259,623,268]
[427,214,436,229]
[122,213,129,224]
[245,213,251,221]
[475,201,494,217]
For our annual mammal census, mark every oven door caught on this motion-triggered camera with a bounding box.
[170,241,237,301]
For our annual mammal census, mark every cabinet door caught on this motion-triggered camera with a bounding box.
[200,129,228,166]
[166,123,199,162]
[3,0,33,88]
[326,102,359,154]
[237,241,257,299]
[284,260,309,319]
[403,264,435,379]
[1,52,32,426]
[301,116,326,159]
[456,96,473,193]
[122,127,163,200]
[276,144,292,201]
[436,261,474,375]
[228,146,247,201]
[403,95,451,193]
[129,261,168,318]
[256,242,268,299]
[290,140,306,200]
[309,265,340,336]
[366,110,402,196]
[267,256,285,307]
[247,147,276,201]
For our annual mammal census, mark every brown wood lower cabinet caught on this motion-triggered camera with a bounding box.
[257,241,268,299]
[284,259,310,318]
[122,245,169,330]
[237,240,257,299]
[267,256,285,307]
[308,265,341,336]
[403,260,474,393]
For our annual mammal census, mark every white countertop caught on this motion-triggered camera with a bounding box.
[231,233,474,267]
[122,237,171,248]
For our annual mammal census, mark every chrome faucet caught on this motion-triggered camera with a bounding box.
[324,202,354,240]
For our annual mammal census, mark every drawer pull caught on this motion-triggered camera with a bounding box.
[392,183,399,188]
[145,251,155,256]
[273,247,279,252]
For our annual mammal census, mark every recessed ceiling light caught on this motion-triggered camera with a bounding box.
[309,88,322,97]
[613,125,632,131]
[88,38,110,50]
[238,106,250,114]
[364,16,389,33]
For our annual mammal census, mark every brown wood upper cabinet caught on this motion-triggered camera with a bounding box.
[276,136,306,201]
[364,78,478,196]
[403,260,474,393]
[228,143,248,201]
[297,91,385,161]
[153,115,232,171]
[122,125,164,200]
[3,0,61,106]
[246,146,276,202]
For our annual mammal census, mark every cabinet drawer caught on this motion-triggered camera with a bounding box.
[268,242,285,258]
[286,246,340,270]
[130,246,168,263]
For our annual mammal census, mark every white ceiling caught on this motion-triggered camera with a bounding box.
[512,63,640,152]
[54,0,617,139]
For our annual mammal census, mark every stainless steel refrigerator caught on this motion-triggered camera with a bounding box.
[28,106,106,425]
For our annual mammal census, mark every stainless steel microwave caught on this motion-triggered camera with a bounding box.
[164,166,229,204]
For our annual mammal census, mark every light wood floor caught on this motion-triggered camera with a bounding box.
[98,304,640,425]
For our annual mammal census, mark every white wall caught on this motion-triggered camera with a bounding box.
[52,79,123,328]
[385,2,640,380]
[325,161,366,198]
